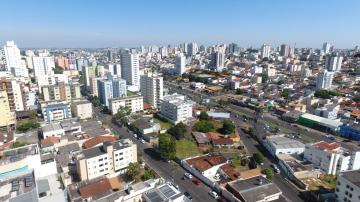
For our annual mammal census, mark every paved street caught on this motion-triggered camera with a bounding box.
[94,108,216,202]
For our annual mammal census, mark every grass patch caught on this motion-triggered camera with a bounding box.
[175,140,201,159]
[153,117,173,130]
[127,90,136,96]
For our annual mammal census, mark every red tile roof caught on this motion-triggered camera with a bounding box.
[212,138,233,145]
[186,155,227,172]
[313,141,341,151]
[143,102,152,110]
[207,132,222,140]
[79,178,112,198]
[220,164,240,180]
[82,135,118,149]
[41,136,60,145]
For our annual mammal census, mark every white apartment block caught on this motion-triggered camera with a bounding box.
[175,53,186,75]
[3,41,24,70]
[31,56,55,78]
[109,95,143,115]
[77,139,137,181]
[325,55,343,72]
[71,99,93,119]
[140,74,163,108]
[39,100,72,123]
[261,44,271,59]
[316,69,334,90]
[160,94,194,124]
[335,170,360,202]
[304,141,360,175]
[121,52,140,89]
[89,77,101,96]
[37,74,69,93]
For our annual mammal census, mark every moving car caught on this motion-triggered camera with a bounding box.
[271,164,280,173]
[184,172,193,179]
[209,191,219,199]
[192,179,201,186]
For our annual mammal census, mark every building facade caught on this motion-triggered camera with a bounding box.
[160,94,194,124]
[42,83,81,102]
[109,95,143,115]
[140,74,163,108]
[121,52,140,89]
[39,100,72,122]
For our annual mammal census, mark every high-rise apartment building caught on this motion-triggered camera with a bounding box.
[42,83,81,102]
[140,74,163,108]
[280,44,290,57]
[0,90,16,127]
[175,53,186,75]
[325,55,343,72]
[160,94,194,124]
[211,51,225,71]
[83,65,96,89]
[261,44,271,59]
[322,42,331,54]
[120,51,139,90]
[316,69,335,90]
[31,56,55,78]
[228,43,239,55]
[0,78,26,111]
[3,41,24,70]
[187,42,197,56]
[97,75,127,106]
[107,63,121,77]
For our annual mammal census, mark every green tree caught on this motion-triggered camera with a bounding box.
[11,142,27,149]
[199,111,209,121]
[16,120,40,133]
[261,73,269,83]
[169,122,187,140]
[236,89,244,95]
[127,162,141,181]
[314,90,340,99]
[159,133,176,160]
[252,152,264,164]
[193,121,214,133]
[141,169,157,181]
[261,168,274,180]
[115,106,131,125]
[281,89,290,99]
[221,120,236,134]
[54,65,64,74]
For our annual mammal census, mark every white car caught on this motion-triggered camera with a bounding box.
[140,139,145,144]
[208,191,219,199]
[184,172,193,179]
[133,134,137,138]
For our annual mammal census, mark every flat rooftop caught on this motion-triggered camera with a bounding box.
[340,170,360,187]
[0,144,38,166]
[266,135,305,149]
[0,170,37,202]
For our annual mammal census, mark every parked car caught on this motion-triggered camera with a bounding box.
[209,191,219,199]
[184,172,193,179]
[192,179,201,186]
[184,192,192,201]
[271,164,280,173]
[140,139,146,144]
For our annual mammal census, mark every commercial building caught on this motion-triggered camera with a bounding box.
[121,51,140,90]
[297,113,342,132]
[0,90,16,127]
[224,176,282,202]
[97,75,127,106]
[71,99,93,119]
[42,83,81,102]
[280,44,290,57]
[263,134,305,157]
[140,74,163,108]
[160,94,194,124]
[77,139,137,181]
[109,95,143,115]
[175,53,186,75]
[335,170,360,202]
[304,141,360,175]
[316,69,335,90]
[39,100,72,122]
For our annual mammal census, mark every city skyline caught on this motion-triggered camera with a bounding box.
[1,0,360,48]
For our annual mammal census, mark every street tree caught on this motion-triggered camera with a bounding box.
[127,162,141,181]
[158,133,176,160]
[252,152,264,164]
[221,120,236,134]
[169,122,187,140]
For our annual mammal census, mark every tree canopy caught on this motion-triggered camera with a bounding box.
[126,162,141,181]
[169,122,187,140]
[314,90,340,99]
[261,168,274,180]
[252,152,264,164]
[158,133,176,160]
[199,111,209,120]
[220,120,236,134]
[193,120,214,133]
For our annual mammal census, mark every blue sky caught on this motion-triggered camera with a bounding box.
[1,0,359,48]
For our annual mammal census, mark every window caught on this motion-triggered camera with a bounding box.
[338,181,341,186]
[99,158,103,161]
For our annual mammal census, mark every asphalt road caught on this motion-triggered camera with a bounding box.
[94,108,216,202]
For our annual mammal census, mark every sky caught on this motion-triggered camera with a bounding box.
[1,0,360,48]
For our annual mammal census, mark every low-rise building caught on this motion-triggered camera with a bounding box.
[77,139,137,181]
[263,134,305,157]
[109,95,143,115]
[304,141,360,175]
[71,99,93,119]
[335,170,360,202]
[143,182,184,202]
[224,176,282,202]
[39,100,72,122]
[160,94,194,124]
[41,123,65,139]
[130,118,161,135]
